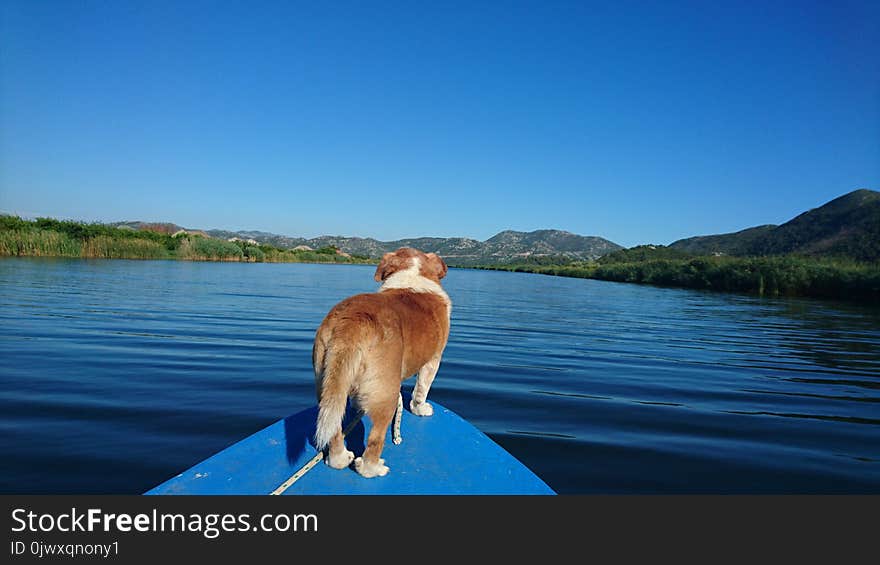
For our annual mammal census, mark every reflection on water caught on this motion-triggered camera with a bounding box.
[1,258,878,493]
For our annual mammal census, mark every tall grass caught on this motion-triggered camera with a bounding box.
[81,236,169,259]
[0,229,82,257]
[0,229,170,259]
[27,217,179,249]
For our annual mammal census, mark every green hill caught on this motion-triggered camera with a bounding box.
[751,189,880,260]
[669,189,880,261]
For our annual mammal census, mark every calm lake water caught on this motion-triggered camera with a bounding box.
[1,258,878,493]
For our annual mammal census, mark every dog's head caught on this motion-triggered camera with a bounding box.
[374,247,448,285]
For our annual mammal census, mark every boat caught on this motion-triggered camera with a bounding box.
[145,392,555,495]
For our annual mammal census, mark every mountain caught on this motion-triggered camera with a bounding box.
[206,229,308,249]
[206,228,622,266]
[751,189,880,260]
[669,189,880,262]
[479,230,621,263]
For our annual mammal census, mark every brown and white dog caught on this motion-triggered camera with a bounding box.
[312,247,450,478]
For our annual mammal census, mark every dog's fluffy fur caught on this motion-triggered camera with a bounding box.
[312,247,450,478]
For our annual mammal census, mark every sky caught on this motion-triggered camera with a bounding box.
[1,1,877,247]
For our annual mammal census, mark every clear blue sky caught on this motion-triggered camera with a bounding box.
[1,1,877,247]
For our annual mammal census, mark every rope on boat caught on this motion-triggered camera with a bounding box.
[392,391,403,445]
[270,390,405,495]
[270,411,364,495]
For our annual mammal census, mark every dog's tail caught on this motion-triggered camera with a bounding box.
[313,342,362,451]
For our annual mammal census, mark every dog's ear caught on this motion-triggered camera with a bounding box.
[374,252,393,282]
[425,252,448,280]
[375,251,408,282]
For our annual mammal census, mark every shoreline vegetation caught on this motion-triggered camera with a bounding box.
[477,246,880,302]
[2,216,878,302]
[0,216,375,265]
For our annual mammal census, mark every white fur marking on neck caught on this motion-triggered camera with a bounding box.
[379,258,450,306]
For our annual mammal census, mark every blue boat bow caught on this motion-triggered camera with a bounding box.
[146,396,555,495]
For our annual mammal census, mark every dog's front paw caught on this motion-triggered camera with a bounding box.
[354,457,389,478]
[410,399,434,416]
[325,448,355,470]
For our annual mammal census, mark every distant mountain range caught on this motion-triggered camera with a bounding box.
[215,229,624,266]
[111,223,624,266]
[670,189,880,262]
[107,188,879,264]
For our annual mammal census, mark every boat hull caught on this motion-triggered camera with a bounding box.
[146,398,555,495]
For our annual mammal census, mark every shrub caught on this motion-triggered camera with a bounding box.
[243,245,265,262]
[178,236,244,261]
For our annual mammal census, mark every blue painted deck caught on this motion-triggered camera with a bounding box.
[146,397,554,495]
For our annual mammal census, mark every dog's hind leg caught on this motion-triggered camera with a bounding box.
[410,355,440,416]
[325,430,355,469]
[354,393,396,478]
[314,340,357,470]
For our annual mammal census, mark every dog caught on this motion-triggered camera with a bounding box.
[312,247,451,478]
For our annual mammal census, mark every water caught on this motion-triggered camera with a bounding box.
[1,258,878,494]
